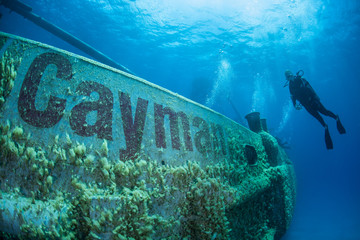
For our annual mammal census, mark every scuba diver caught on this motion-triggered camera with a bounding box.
[284,70,346,149]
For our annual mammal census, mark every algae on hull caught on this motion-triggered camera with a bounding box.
[0,48,21,109]
[0,119,295,239]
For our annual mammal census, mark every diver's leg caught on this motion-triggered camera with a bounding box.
[304,105,327,127]
[304,105,333,149]
[318,102,346,134]
[317,102,337,119]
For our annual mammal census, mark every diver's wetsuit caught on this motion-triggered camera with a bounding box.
[289,76,337,127]
[286,71,345,150]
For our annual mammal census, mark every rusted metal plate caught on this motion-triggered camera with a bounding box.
[0,32,296,239]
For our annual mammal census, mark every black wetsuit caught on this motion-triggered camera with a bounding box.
[289,76,337,127]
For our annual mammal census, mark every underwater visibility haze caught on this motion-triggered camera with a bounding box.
[1,0,360,239]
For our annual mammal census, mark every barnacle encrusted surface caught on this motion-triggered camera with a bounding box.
[0,42,22,109]
[0,120,295,240]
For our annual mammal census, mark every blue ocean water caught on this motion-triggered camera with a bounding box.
[1,0,359,239]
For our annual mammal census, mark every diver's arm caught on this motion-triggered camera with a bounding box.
[291,95,302,110]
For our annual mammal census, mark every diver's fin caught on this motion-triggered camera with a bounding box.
[325,126,333,150]
[336,115,346,134]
